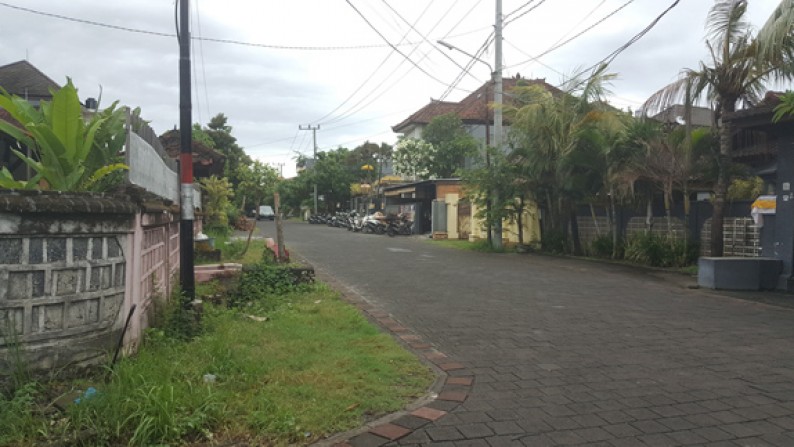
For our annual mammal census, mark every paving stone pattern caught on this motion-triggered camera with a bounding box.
[281,222,794,447]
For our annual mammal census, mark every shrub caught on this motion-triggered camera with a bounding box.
[230,261,311,310]
[541,229,568,254]
[624,232,697,268]
[589,235,623,259]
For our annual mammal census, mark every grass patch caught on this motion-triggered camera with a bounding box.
[3,285,433,446]
[428,238,507,253]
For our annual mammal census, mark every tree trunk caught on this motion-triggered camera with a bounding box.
[610,191,619,259]
[274,192,287,262]
[570,208,582,256]
[517,197,525,245]
[590,203,601,236]
[241,200,259,257]
[711,114,733,257]
[664,185,672,239]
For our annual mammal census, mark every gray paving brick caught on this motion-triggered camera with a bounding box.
[458,423,494,439]
[455,439,491,447]
[426,427,465,442]
[570,427,613,442]
[631,419,671,434]
[290,226,794,447]
[545,430,586,445]
[692,426,735,442]
[666,430,709,445]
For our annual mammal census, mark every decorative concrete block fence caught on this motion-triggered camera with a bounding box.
[0,190,136,375]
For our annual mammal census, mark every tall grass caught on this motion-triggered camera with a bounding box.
[2,285,433,446]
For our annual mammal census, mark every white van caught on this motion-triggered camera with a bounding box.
[255,205,275,220]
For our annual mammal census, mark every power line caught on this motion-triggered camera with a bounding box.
[0,1,422,51]
[504,0,537,22]
[582,0,681,74]
[504,0,548,27]
[318,0,483,127]
[195,0,211,121]
[344,0,467,93]
[311,0,438,125]
[506,0,635,69]
[560,0,681,94]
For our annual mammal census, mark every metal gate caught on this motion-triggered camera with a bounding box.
[458,199,471,239]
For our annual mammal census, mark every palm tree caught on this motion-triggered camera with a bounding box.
[506,67,618,254]
[642,0,794,256]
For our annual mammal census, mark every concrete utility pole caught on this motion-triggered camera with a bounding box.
[178,0,195,300]
[299,124,320,214]
[492,0,504,250]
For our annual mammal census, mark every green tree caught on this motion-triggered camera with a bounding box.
[0,79,128,191]
[236,161,279,254]
[199,175,233,230]
[422,113,479,178]
[643,0,794,256]
[506,68,617,254]
[312,148,355,211]
[204,114,252,190]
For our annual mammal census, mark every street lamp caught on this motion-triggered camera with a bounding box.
[437,40,493,73]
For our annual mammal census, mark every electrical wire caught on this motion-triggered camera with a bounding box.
[504,0,536,22]
[506,0,635,69]
[0,1,422,51]
[559,0,681,94]
[311,0,437,125]
[380,0,480,84]
[344,0,466,93]
[581,0,681,75]
[190,6,202,125]
[440,0,485,39]
[504,0,547,27]
[195,0,211,121]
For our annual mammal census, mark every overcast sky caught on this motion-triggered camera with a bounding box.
[0,0,785,177]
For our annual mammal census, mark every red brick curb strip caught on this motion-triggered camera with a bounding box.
[308,265,474,447]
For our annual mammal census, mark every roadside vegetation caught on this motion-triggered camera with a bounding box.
[1,245,433,446]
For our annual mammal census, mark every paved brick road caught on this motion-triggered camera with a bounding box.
[272,221,794,447]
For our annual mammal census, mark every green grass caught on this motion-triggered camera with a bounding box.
[428,238,508,253]
[2,262,434,446]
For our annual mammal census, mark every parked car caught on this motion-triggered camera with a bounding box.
[252,205,275,220]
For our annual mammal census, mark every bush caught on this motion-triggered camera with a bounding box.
[624,232,698,268]
[541,230,568,254]
[589,235,623,259]
[230,260,311,310]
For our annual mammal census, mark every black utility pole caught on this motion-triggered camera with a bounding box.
[178,0,195,300]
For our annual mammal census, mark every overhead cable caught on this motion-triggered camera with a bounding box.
[0,1,421,51]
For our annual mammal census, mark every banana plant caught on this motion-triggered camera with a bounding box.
[0,78,128,191]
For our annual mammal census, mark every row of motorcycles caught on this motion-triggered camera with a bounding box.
[308,211,413,236]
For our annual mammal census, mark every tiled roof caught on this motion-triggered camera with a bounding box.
[392,77,561,132]
[0,60,60,100]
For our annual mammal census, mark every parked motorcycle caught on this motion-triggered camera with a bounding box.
[386,213,413,237]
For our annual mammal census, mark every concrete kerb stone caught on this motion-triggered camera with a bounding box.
[306,262,473,447]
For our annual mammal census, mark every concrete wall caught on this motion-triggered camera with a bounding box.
[0,191,136,373]
[463,198,541,245]
[0,191,191,376]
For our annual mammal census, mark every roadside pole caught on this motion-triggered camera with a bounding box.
[492,0,504,250]
[178,0,195,300]
[274,192,287,261]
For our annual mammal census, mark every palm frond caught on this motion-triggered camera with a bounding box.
[640,75,699,116]
[706,0,750,61]
[756,0,794,64]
